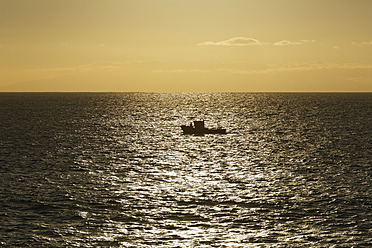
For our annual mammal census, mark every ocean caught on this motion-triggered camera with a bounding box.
[0,92,371,247]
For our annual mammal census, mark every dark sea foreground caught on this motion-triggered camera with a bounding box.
[0,92,371,247]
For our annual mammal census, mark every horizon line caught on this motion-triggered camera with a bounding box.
[1,91,371,94]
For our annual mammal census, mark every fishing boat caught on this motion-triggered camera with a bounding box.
[181,120,226,135]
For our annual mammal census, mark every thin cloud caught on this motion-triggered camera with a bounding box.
[199,37,316,47]
[352,40,372,45]
[228,63,372,74]
[152,63,372,75]
[22,61,127,75]
[198,37,264,46]
[274,40,302,46]
[274,39,316,46]
[91,61,124,69]
[153,69,211,73]
[21,60,167,77]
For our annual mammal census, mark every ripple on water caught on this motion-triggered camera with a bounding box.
[0,93,371,247]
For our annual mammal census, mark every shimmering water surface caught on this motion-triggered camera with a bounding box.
[0,93,371,247]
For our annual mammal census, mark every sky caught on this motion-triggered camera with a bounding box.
[1,0,372,92]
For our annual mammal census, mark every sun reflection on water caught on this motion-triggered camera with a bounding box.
[2,93,370,247]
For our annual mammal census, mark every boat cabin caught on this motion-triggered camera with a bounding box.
[180,120,226,135]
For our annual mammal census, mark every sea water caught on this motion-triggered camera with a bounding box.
[0,92,371,247]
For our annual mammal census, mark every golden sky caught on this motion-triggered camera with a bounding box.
[1,0,372,92]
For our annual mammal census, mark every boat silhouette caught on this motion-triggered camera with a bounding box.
[181,120,226,135]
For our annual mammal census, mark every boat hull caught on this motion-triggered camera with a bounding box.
[181,125,226,135]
